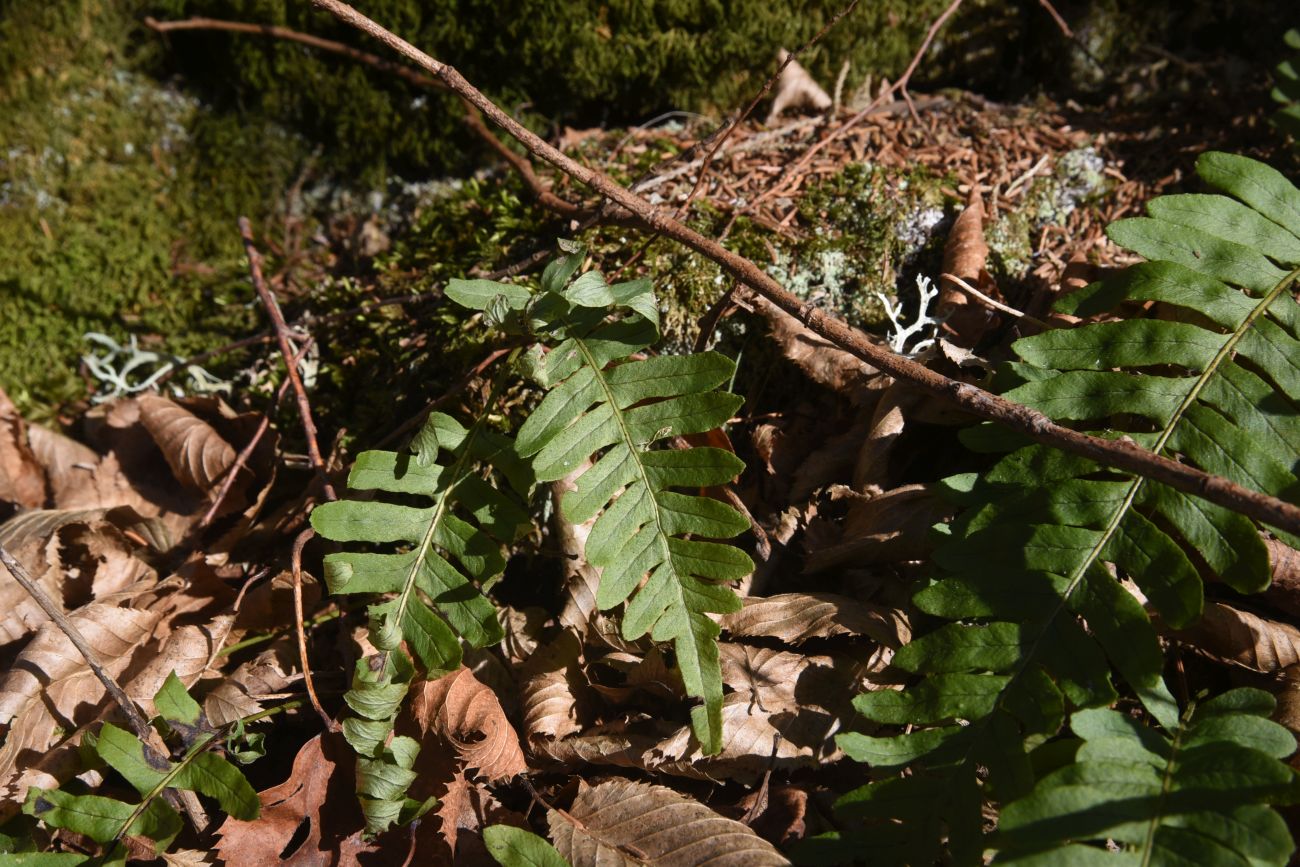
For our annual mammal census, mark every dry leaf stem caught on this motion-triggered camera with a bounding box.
[308,0,1300,537]
[291,527,336,732]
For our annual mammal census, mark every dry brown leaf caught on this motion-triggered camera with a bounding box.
[429,770,525,865]
[137,394,238,495]
[937,192,998,345]
[0,388,48,511]
[746,293,879,402]
[411,668,526,782]
[533,726,664,772]
[498,605,546,665]
[1170,602,1300,672]
[738,784,809,846]
[650,693,844,784]
[126,617,232,717]
[549,778,789,866]
[805,484,954,572]
[1265,537,1300,620]
[215,733,375,866]
[205,639,299,727]
[554,467,602,636]
[765,49,831,125]
[25,423,98,508]
[0,602,162,820]
[1274,664,1300,747]
[521,631,591,740]
[718,644,809,711]
[721,592,909,648]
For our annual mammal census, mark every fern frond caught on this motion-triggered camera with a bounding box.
[832,152,1300,864]
[994,690,1299,865]
[447,249,753,755]
[1273,29,1300,144]
[311,409,532,671]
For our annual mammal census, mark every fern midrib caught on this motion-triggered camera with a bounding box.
[113,730,218,843]
[1139,720,1184,866]
[392,363,514,641]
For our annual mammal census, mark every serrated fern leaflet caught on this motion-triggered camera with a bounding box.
[447,250,753,755]
[824,152,1300,864]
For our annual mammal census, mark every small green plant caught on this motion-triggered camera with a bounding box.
[13,673,259,865]
[800,152,1300,864]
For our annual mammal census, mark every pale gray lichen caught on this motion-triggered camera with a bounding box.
[81,333,232,403]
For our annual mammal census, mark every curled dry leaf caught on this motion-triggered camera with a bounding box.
[765,48,831,125]
[533,726,663,773]
[937,192,998,346]
[0,602,162,820]
[1169,602,1300,672]
[721,592,909,648]
[137,394,239,495]
[412,668,527,782]
[522,631,591,740]
[216,733,374,866]
[549,778,790,866]
[1265,537,1300,620]
[0,388,47,510]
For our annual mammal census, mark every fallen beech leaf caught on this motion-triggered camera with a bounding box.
[412,668,527,782]
[215,733,373,866]
[1169,602,1300,672]
[205,639,299,727]
[549,779,789,866]
[25,422,99,504]
[533,727,664,772]
[0,389,47,511]
[521,632,591,740]
[718,644,810,711]
[0,603,162,820]
[127,617,232,717]
[747,293,879,402]
[137,394,238,495]
[765,48,831,125]
[721,592,909,648]
[937,192,998,345]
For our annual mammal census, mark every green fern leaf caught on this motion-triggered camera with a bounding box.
[1273,29,1300,144]
[834,152,1300,864]
[447,251,753,755]
[311,410,532,671]
[993,690,1300,864]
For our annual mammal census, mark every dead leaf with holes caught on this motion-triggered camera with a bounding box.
[411,667,527,782]
[549,778,790,866]
[215,733,374,866]
[0,602,162,821]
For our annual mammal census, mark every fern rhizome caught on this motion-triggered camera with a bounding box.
[312,153,1300,861]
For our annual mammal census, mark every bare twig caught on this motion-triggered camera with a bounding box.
[291,528,336,732]
[309,0,1300,536]
[1037,0,1074,38]
[0,544,205,827]
[239,217,338,502]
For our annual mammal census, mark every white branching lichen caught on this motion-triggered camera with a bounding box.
[81,332,231,402]
[875,274,942,357]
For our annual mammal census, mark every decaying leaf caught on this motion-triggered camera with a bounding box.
[745,293,879,402]
[533,726,665,773]
[137,394,239,495]
[412,668,527,782]
[1265,537,1300,619]
[521,631,591,740]
[548,778,789,866]
[937,192,998,345]
[765,48,831,125]
[1170,601,1300,672]
[430,770,526,864]
[805,484,954,572]
[0,388,48,511]
[721,592,908,648]
[0,602,162,820]
[25,422,99,508]
[215,733,373,865]
[205,639,299,727]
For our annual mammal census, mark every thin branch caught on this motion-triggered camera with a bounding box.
[291,528,336,732]
[239,217,337,502]
[940,273,1047,328]
[309,0,1300,537]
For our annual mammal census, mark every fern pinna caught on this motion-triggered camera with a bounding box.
[447,247,753,755]
[810,152,1300,865]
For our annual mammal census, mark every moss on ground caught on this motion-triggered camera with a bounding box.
[0,0,306,418]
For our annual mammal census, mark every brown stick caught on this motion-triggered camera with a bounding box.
[239,217,338,502]
[291,528,337,732]
[0,544,204,826]
[309,0,1300,536]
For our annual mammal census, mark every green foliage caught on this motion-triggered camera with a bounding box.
[1274,29,1300,144]
[485,824,572,867]
[993,691,1299,865]
[814,151,1300,864]
[19,673,258,864]
[447,247,753,755]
